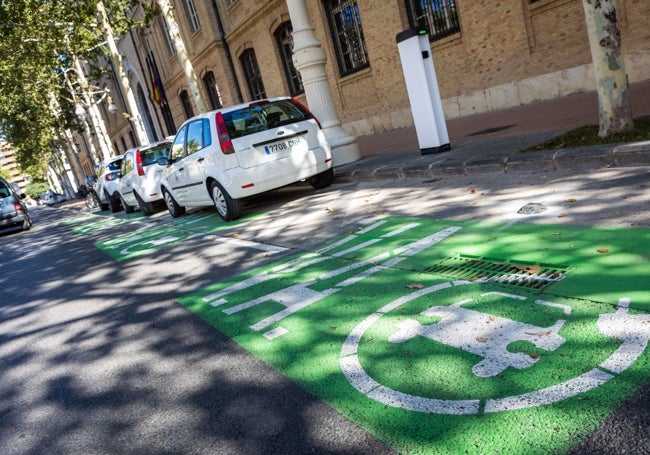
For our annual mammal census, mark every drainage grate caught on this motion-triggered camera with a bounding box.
[422,255,568,290]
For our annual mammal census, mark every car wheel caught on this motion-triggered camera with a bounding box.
[106,190,121,213]
[21,215,32,231]
[135,192,155,216]
[210,181,241,221]
[309,168,334,189]
[120,195,135,214]
[163,189,185,218]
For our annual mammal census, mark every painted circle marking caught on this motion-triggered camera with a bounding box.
[340,280,649,414]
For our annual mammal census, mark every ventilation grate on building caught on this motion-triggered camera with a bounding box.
[421,255,568,290]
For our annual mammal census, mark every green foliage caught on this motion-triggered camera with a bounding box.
[0,0,156,173]
[522,117,650,152]
[25,180,49,200]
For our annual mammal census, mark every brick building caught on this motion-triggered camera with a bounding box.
[98,0,649,159]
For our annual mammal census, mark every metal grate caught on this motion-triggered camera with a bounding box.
[422,255,568,290]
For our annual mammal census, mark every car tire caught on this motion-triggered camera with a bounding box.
[135,192,155,216]
[21,216,32,231]
[309,168,334,189]
[106,190,121,213]
[163,189,185,218]
[120,195,135,214]
[210,181,241,221]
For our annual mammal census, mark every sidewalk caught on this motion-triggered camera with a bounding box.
[335,79,650,182]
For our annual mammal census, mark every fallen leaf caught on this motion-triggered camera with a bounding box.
[470,188,477,194]
[231,233,239,238]
[476,336,488,343]
[565,198,577,203]
[597,248,610,253]
[558,212,567,218]
[530,353,539,359]
[325,207,334,214]
[407,283,424,289]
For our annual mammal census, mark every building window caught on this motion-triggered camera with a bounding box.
[161,17,176,55]
[274,22,303,96]
[203,71,222,110]
[405,0,460,41]
[323,0,369,77]
[186,0,200,32]
[180,90,194,119]
[240,49,266,100]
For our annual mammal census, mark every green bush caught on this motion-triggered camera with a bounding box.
[25,181,49,199]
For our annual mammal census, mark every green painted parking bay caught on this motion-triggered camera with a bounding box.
[178,217,650,454]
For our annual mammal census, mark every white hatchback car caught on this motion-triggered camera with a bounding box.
[95,154,124,212]
[159,97,334,221]
[117,139,172,216]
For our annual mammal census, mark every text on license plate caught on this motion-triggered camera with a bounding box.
[264,136,306,155]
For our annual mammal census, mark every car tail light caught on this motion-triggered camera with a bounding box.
[13,201,23,212]
[216,112,235,155]
[135,149,145,176]
[291,97,322,129]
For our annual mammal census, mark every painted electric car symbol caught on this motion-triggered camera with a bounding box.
[388,292,567,378]
[340,282,650,415]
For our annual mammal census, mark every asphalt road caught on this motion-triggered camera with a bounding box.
[1,165,648,454]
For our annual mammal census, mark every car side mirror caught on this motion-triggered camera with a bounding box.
[19,193,26,199]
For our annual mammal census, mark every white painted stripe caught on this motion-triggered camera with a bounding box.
[381,222,420,237]
[206,236,289,253]
[263,327,289,340]
[535,299,572,315]
[393,226,462,256]
[367,386,480,415]
[484,369,613,413]
[600,339,649,374]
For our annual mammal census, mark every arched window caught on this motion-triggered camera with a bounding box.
[323,0,369,77]
[203,71,222,110]
[274,22,303,96]
[180,90,194,119]
[240,49,266,100]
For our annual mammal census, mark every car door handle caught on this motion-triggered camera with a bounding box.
[198,157,204,163]
[178,167,185,172]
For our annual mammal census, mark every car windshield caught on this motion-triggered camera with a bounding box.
[223,99,311,139]
[141,144,171,166]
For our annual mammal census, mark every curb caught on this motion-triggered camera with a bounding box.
[334,142,650,183]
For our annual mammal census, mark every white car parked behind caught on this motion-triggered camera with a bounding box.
[117,139,172,216]
[95,154,124,212]
[159,96,334,221]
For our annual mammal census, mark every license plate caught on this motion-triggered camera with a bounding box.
[264,136,306,155]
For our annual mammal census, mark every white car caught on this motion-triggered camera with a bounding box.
[159,96,334,221]
[95,154,124,212]
[117,139,172,216]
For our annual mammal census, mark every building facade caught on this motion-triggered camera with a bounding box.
[96,0,649,158]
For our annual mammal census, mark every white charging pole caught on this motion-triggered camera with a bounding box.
[396,28,450,155]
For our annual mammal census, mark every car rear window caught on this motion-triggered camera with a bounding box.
[107,160,122,171]
[140,144,171,166]
[223,99,312,139]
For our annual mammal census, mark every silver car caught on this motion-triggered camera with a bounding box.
[0,178,32,234]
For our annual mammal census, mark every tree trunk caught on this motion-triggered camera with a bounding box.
[582,0,633,138]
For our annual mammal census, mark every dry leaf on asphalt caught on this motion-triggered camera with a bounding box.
[407,283,424,289]
[476,336,488,343]
[597,248,610,253]
[565,198,577,203]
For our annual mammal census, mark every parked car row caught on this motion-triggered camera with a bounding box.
[90,96,334,221]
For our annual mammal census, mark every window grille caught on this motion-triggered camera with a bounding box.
[323,0,369,77]
[275,22,303,96]
[405,0,460,41]
[240,49,267,100]
[180,90,194,119]
[203,71,222,110]
[186,0,201,32]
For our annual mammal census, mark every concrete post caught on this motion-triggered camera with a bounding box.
[286,0,360,166]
